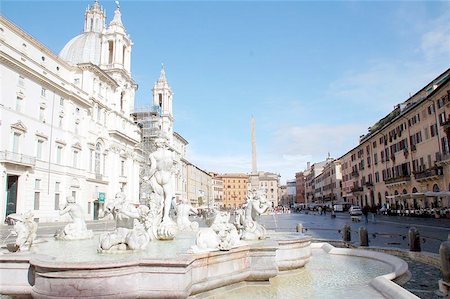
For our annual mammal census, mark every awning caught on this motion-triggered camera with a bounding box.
[424,191,450,197]
[386,193,425,200]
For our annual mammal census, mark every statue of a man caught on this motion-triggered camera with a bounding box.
[145,138,178,239]
[56,196,92,240]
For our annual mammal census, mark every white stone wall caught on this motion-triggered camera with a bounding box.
[0,16,142,222]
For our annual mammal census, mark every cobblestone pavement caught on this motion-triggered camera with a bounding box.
[400,256,443,299]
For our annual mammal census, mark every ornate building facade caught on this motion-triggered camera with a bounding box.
[0,2,142,222]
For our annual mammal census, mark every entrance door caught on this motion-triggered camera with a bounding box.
[6,175,19,217]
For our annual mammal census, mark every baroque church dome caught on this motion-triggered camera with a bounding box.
[59,32,102,65]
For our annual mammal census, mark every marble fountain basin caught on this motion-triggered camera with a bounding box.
[0,231,312,298]
[0,232,417,299]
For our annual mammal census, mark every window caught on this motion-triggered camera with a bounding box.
[108,41,114,64]
[56,145,63,164]
[430,124,438,137]
[58,115,64,128]
[16,96,23,112]
[97,107,101,122]
[72,191,77,202]
[55,181,60,192]
[60,97,64,107]
[37,140,43,159]
[18,76,25,87]
[54,193,60,210]
[39,107,45,122]
[375,172,380,183]
[34,192,40,210]
[121,160,125,176]
[41,87,46,97]
[95,143,101,174]
[438,112,447,125]
[35,179,41,189]
[73,150,79,168]
[12,132,20,153]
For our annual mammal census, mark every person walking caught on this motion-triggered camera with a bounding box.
[362,205,369,224]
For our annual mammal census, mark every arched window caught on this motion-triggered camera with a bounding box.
[412,187,418,193]
[95,143,102,175]
[378,192,382,205]
[433,184,440,192]
[402,189,407,194]
[108,41,114,64]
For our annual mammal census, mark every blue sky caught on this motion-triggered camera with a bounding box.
[2,1,449,183]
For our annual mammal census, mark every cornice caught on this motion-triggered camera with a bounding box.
[77,63,119,89]
[0,51,92,109]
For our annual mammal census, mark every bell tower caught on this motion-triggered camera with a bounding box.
[84,0,106,33]
[100,1,132,74]
[152,65,174,142]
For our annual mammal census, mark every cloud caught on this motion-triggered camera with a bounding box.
[273,123,368,158]
[420,15,450,61]
[327,12,450,113]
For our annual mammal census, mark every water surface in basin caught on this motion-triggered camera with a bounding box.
[213,248,393,299]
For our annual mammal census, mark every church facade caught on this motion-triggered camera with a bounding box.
[0,2,142,222]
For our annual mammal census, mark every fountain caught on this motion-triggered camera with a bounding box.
[0,139,417,298]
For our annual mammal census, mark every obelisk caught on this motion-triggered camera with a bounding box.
[250,116,258,189]
[251,116,257,174]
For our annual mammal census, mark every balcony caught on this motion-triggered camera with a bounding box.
[351,186,363,193]
[384,175,411,186]
[414,166,443,181]
[436,152,450,166]
[0,150,35,167]
[351,171,359,178]
[364,182,374,188]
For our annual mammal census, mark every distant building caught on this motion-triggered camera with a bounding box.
[184,161,212,207]
[210,172,224,208]
[295,172,306,204]
[221,173,249,209]
[254,171,280,208]
[286,179,296,207]
[339,69,450,209]
[279,185,287,206]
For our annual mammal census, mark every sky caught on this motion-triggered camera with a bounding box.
[2,0,449,184]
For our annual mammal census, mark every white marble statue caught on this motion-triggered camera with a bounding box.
[193,211,240,252]
[98,192,152,252]
[176,197,199,231]
[143,138,178,240]
[55,196,93,240]
[238,189,270,241]
[5,212,37,252]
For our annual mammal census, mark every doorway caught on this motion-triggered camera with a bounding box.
[6,175,19,218]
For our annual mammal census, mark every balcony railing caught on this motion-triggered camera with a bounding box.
[384,175,411,185]
[0,150,35,167]
[414,166,443,180]
[351,186,363,193]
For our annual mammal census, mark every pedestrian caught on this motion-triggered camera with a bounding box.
[362,205,369,224]
[318,206,322,215]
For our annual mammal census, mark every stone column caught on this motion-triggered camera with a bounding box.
[342,225,351,242]
[438,235,450,296]
[359,226,369,247]
[408,227,421,252]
